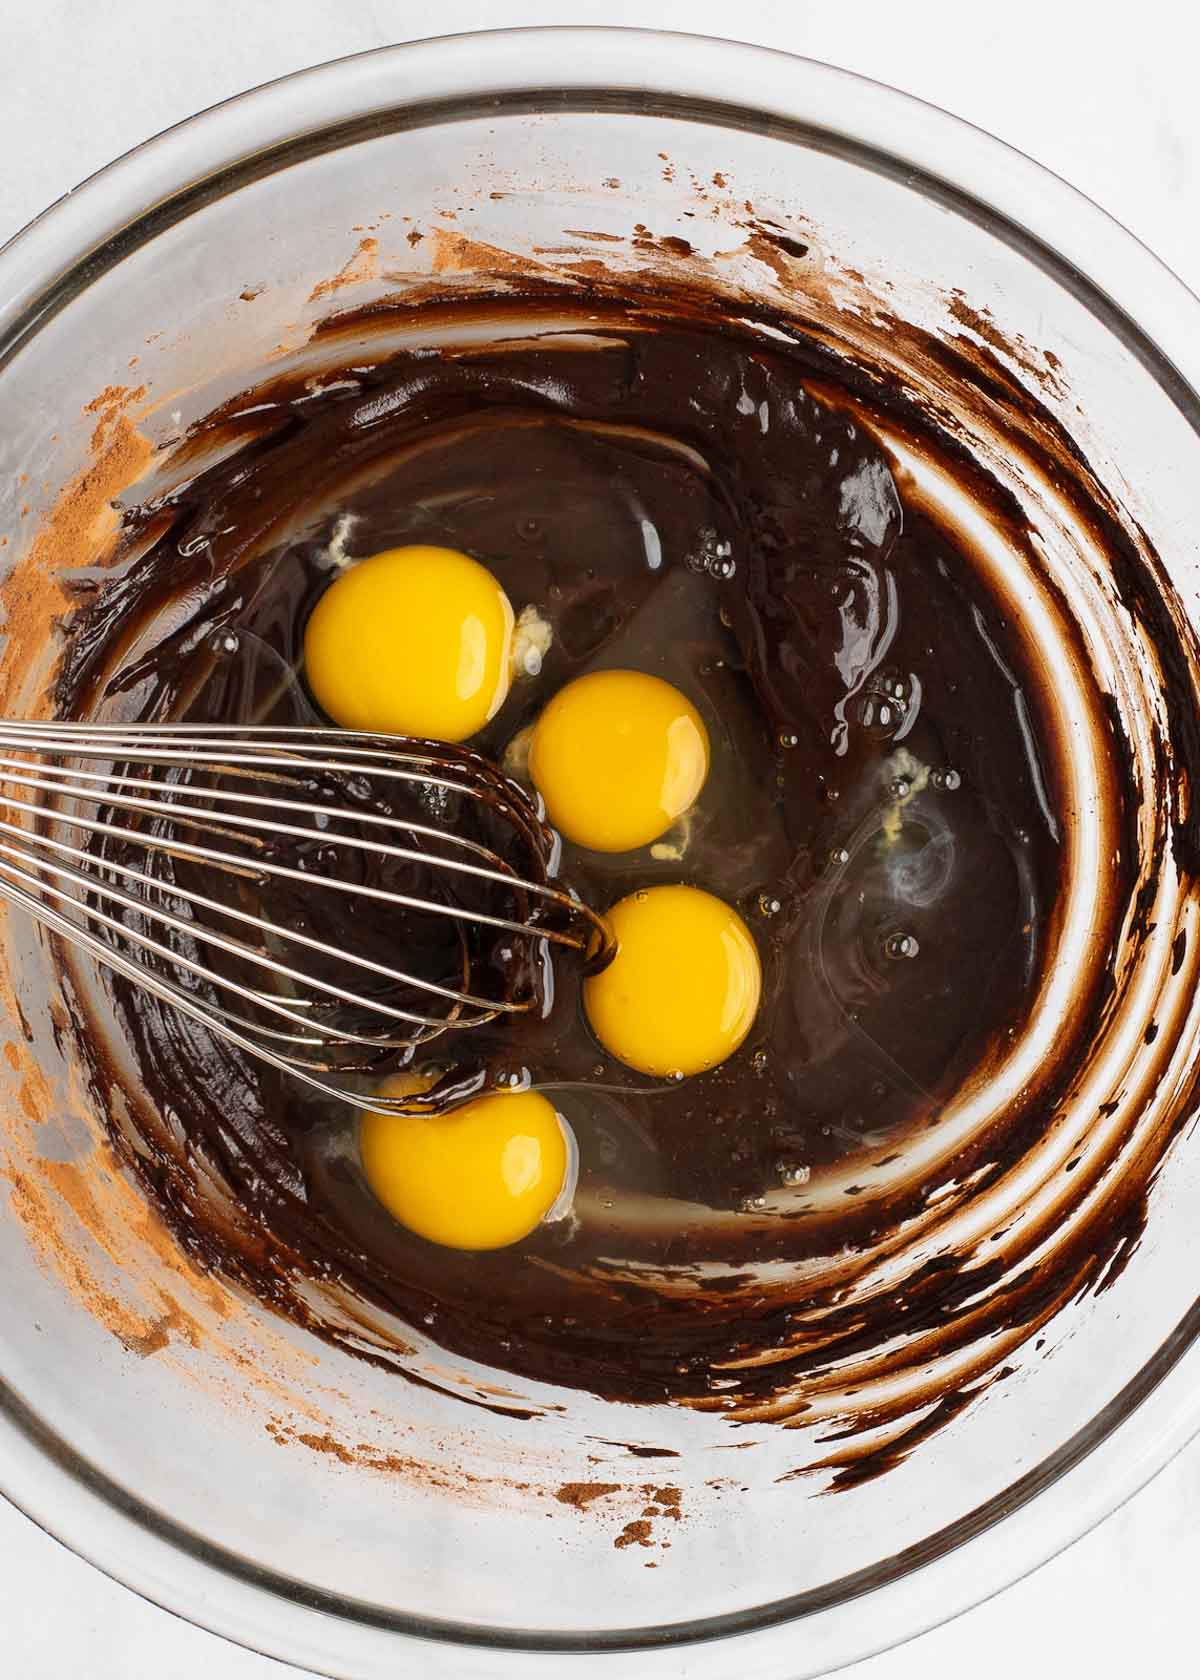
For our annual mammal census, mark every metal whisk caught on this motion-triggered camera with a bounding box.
[0,721,613,1112]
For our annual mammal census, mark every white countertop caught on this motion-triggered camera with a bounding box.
[3,2,1198,1674]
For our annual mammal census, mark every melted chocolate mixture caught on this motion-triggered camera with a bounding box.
[54,298,1077,1405]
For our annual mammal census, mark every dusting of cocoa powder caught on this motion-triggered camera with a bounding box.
[554,1481,620,1509]
[307,237,379,304]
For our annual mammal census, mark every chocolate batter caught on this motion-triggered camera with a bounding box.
[46,284,1179,1432]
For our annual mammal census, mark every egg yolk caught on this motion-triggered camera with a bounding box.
[584,885,761,1077]
[304,544,514,741]
[360,1081,569,1251]
[528,669,709,852]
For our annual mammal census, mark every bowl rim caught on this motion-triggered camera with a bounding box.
[2,25,1200,1680]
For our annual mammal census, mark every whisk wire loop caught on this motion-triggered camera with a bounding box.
[0,721,612,1111]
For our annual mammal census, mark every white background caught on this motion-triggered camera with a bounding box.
[2,1,1199,1675]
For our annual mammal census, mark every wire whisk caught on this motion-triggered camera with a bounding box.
[0,721,614,1112]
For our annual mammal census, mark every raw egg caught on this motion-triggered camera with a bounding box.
[528,668,709,852]
[584,884,761,1076]
[304,544,514,740]
[360,1079,572,1251]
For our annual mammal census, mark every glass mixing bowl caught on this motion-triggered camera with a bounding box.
[1,28,1199,1680]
